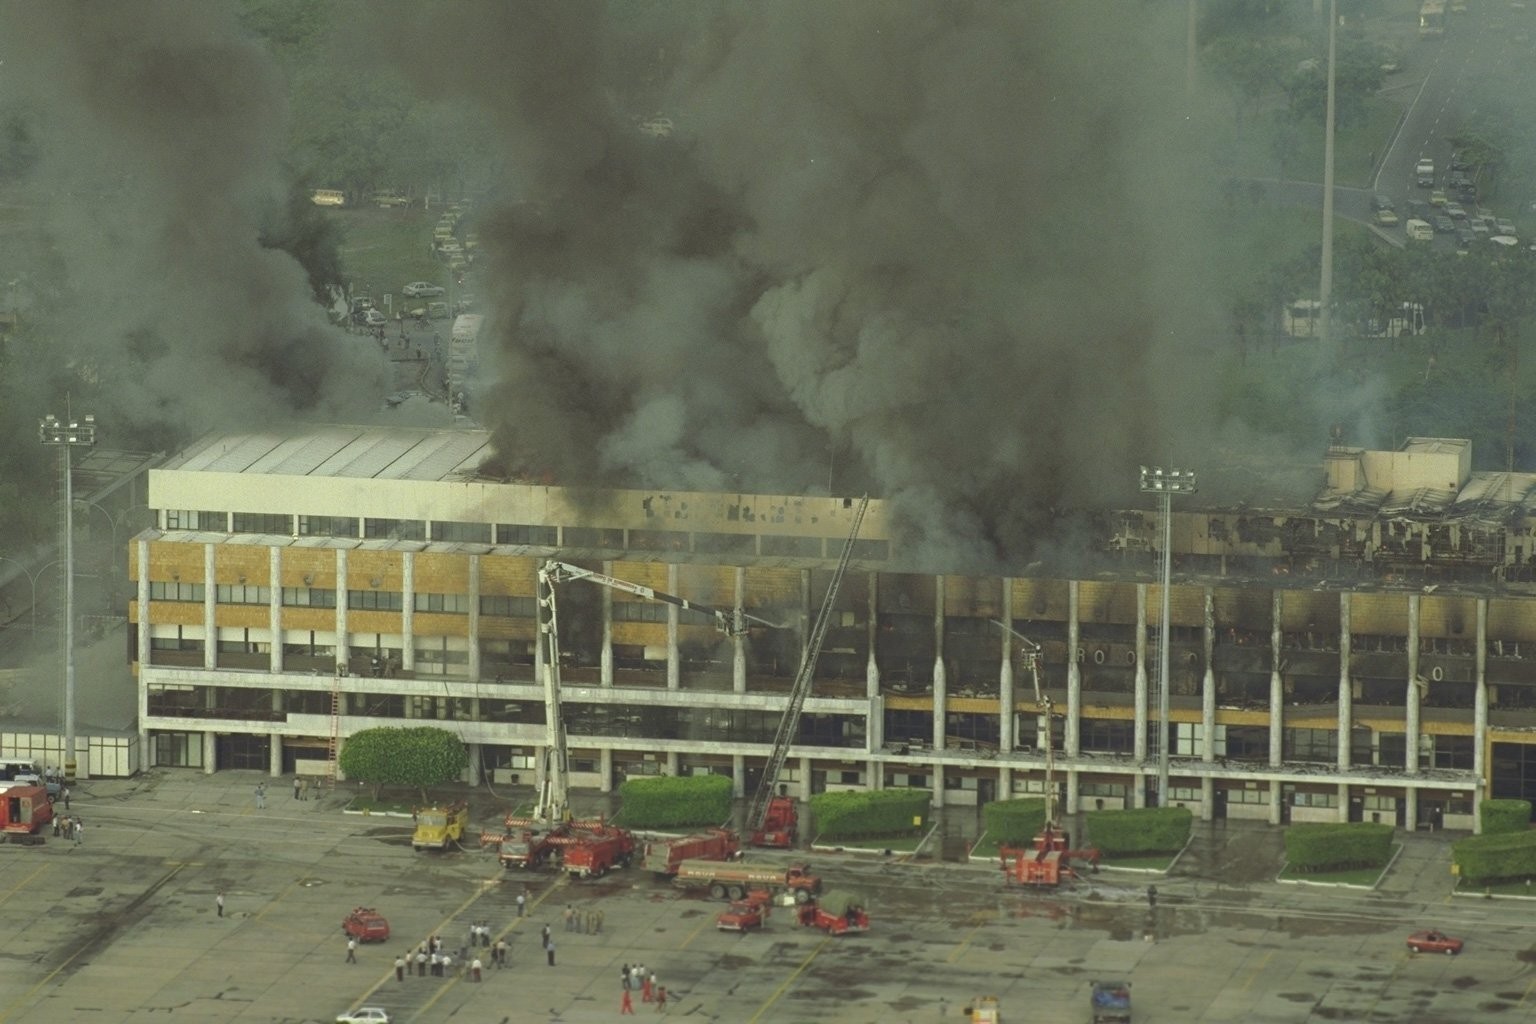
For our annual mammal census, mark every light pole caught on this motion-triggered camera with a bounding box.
[41,412,96,782]
[1139,465,1197,808]
[0,556,63,634]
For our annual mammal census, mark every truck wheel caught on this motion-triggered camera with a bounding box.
[728,885,746,900]
[709,883,727,900]
[794,890,811,905]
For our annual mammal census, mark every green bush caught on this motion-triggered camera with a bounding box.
[1480,799,1532,836]
[1453,830,1536,884]
[1283,822,1393,872]
[810,788,930,839]
[617,775,732,828]
[339,726,469,800]
[1085,807,1193,855]
[982,798,1048,846]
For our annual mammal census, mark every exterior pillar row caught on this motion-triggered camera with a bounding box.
[932,576,946,752]
[732,567,747,694]
[1337,592,1352,772]
[865,572,880,699]
[203,542,217,670]
[665,564,680,690]
[1473,599,1488,834]
[1404,594,1422,830]
[1269,590,1284,770]
[998,579,1014,753]
[1134,584,1149,764]
[466,555,481,682]
[136,539,151,765]
[335,548,349,673]
[600,561,614,687]
[1200,589,1217,821]
[1065,580,1081,758]
[401,552,415,672]
[269,546,283,673]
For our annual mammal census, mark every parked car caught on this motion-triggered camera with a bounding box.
[342,906,390,943]
[1430,190,1448,207]
[336,1009,391,1024]
[1496,218,1517,236]
[1375,208,1400,227]
[1445,203,1468,220]
[1372,194,1395,212]
[1433,214,1456,234]
[358,309,388,329]
[1407,930,1463,955]
[372,191,409,208]
[402,281,445,298]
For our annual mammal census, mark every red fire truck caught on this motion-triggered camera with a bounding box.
[641,827,740,876]
[0,783,54,843]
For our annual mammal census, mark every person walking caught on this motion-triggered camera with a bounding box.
[72,819,83,845]
[61,786,70,810]
[642,970,653,1003]
[622,964,631,990]
[254,783,266,810]
[216,892,225,918]
[563,904,574,932]
[516,890,526,917]
[541,924,551,950]
[595,909,605,934]
[299,778,309,802]
[655,986,667,1012]
[346,937,358,964]
[293,777,301,800]
[416,950,428,977]
[470,956,482,982]
[52,815,60,838]
[395,956,406,982]
[545,939,555,967]
[621,987,635,1014]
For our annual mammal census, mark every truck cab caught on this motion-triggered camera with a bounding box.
[412,802,468,851]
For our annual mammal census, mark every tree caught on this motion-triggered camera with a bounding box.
[338,726,469,801]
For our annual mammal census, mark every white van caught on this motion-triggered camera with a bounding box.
[311,189,345,207]
[1405,218,1434,242]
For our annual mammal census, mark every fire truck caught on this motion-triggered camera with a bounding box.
[640,827,740,876]
[412,801,469,851]
[0,783,54,843]
[999,822,1101,887]
[563,825,636,879]
[674,859,822,902]
[795,890,869,935]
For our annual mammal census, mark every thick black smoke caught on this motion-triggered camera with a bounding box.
[0,0,389,442]
[364,1,1214,569]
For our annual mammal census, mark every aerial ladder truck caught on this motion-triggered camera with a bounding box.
[992,622,1100,887]
[744,496,869,849]
[484,560,776,872]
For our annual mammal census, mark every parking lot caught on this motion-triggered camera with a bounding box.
[1,771,1533,1024]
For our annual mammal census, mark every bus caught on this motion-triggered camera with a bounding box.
[1419,0,1447,36]
[0,757,39,782]
[310,188,346,207]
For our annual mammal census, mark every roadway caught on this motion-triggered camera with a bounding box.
[1,771,1534,1023]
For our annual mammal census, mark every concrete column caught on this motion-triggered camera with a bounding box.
[203,543,217,669]
[733,568,747,694]
[865,572,880,697]
[598,748,612,793]
[732,754,746,798]
[269,735,282,776]
[1202,589,1216,768]
[1201,777,1215,821]
[1134,584,1149,762]
[1065,770,1079,815]
[336,548,349,673]
[1270,590,1285,768]
[136,539,151,759]
[799,755,813,802]
[203,730,217,775]
[467,555,482,681]
[932,576,946,752]
[401,551,415,672]
[1404,786,1418,832]
[1268,781,1283,826]
[1406,594,1421,774]
[930,760,944,808]
[1474,598,1488,834]
[1337,782,1350,824]
[665,751,680,777]
[269,546,283,672]
[999,578,1014,753]
[600,561,614,687]
[666,564,680,690]
[1066,580,1081,757]
[334,736,346,781]
[467,743,483,786]
[997,765,1012,801]
[868,758,884,790]
[1337,592,1352,771]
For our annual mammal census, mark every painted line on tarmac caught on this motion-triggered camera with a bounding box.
[0,865,49,909]
[677,914,713,951]
[947,919,988,964]
[0,863,186,1024]
[747,935,830,1024]
[1520,976,1536,1007]
[1239,950,1272,991]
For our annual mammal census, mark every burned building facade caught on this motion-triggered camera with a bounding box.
[132,429,1536,831]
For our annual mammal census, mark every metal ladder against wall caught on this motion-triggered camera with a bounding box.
[326,671,341,787]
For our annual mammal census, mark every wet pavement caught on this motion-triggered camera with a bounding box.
[0,771,1532,1023]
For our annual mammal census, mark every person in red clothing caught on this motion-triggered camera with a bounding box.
[621,988,635,1014]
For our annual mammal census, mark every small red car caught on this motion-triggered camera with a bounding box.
[342,907,390,943]
[716,891,773,932]
[1407,930,1463,955]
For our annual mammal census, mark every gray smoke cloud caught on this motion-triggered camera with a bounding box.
[0,0,389,442]
[363,0,1218,569]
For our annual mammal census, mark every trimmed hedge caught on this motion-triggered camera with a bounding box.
[811,788,930,839]
[1085,807,1193,856]
[617,774,732,828]
[1453,830,1536,884]
[982,798,1048,846]
[1283,822,1393,872]
[1480,799,1532,836]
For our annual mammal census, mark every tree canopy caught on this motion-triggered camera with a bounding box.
[339,726,469,800]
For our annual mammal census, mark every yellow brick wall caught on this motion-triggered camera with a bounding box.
[281,549,334,588]
[1349,592,1408,635]
[149,602,203,626]
[1213,586,1272,631]
[611,622,667,647]
[746,567,803,606]
[675,564,737,606]
[409,611,464,637]
[351,549,405,593]
[213,546,268,584]
[1279,590,1341,632]
[944,576,1003,618]
[479,619,536,642]
[1010,579,1070,621]
[1079,581,1140,625]
[480,556,537,596]
[217,606,268,630]
[1419,594,1477,639]
[282,608,335,632]
[413,552,467,593]
[148,540,204,582]
[1488,598,1536,642]
[612,561,671,589]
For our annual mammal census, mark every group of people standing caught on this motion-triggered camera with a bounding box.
[619,962,666,1013]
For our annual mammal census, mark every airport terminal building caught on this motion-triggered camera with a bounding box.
[131,427,1536,832]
